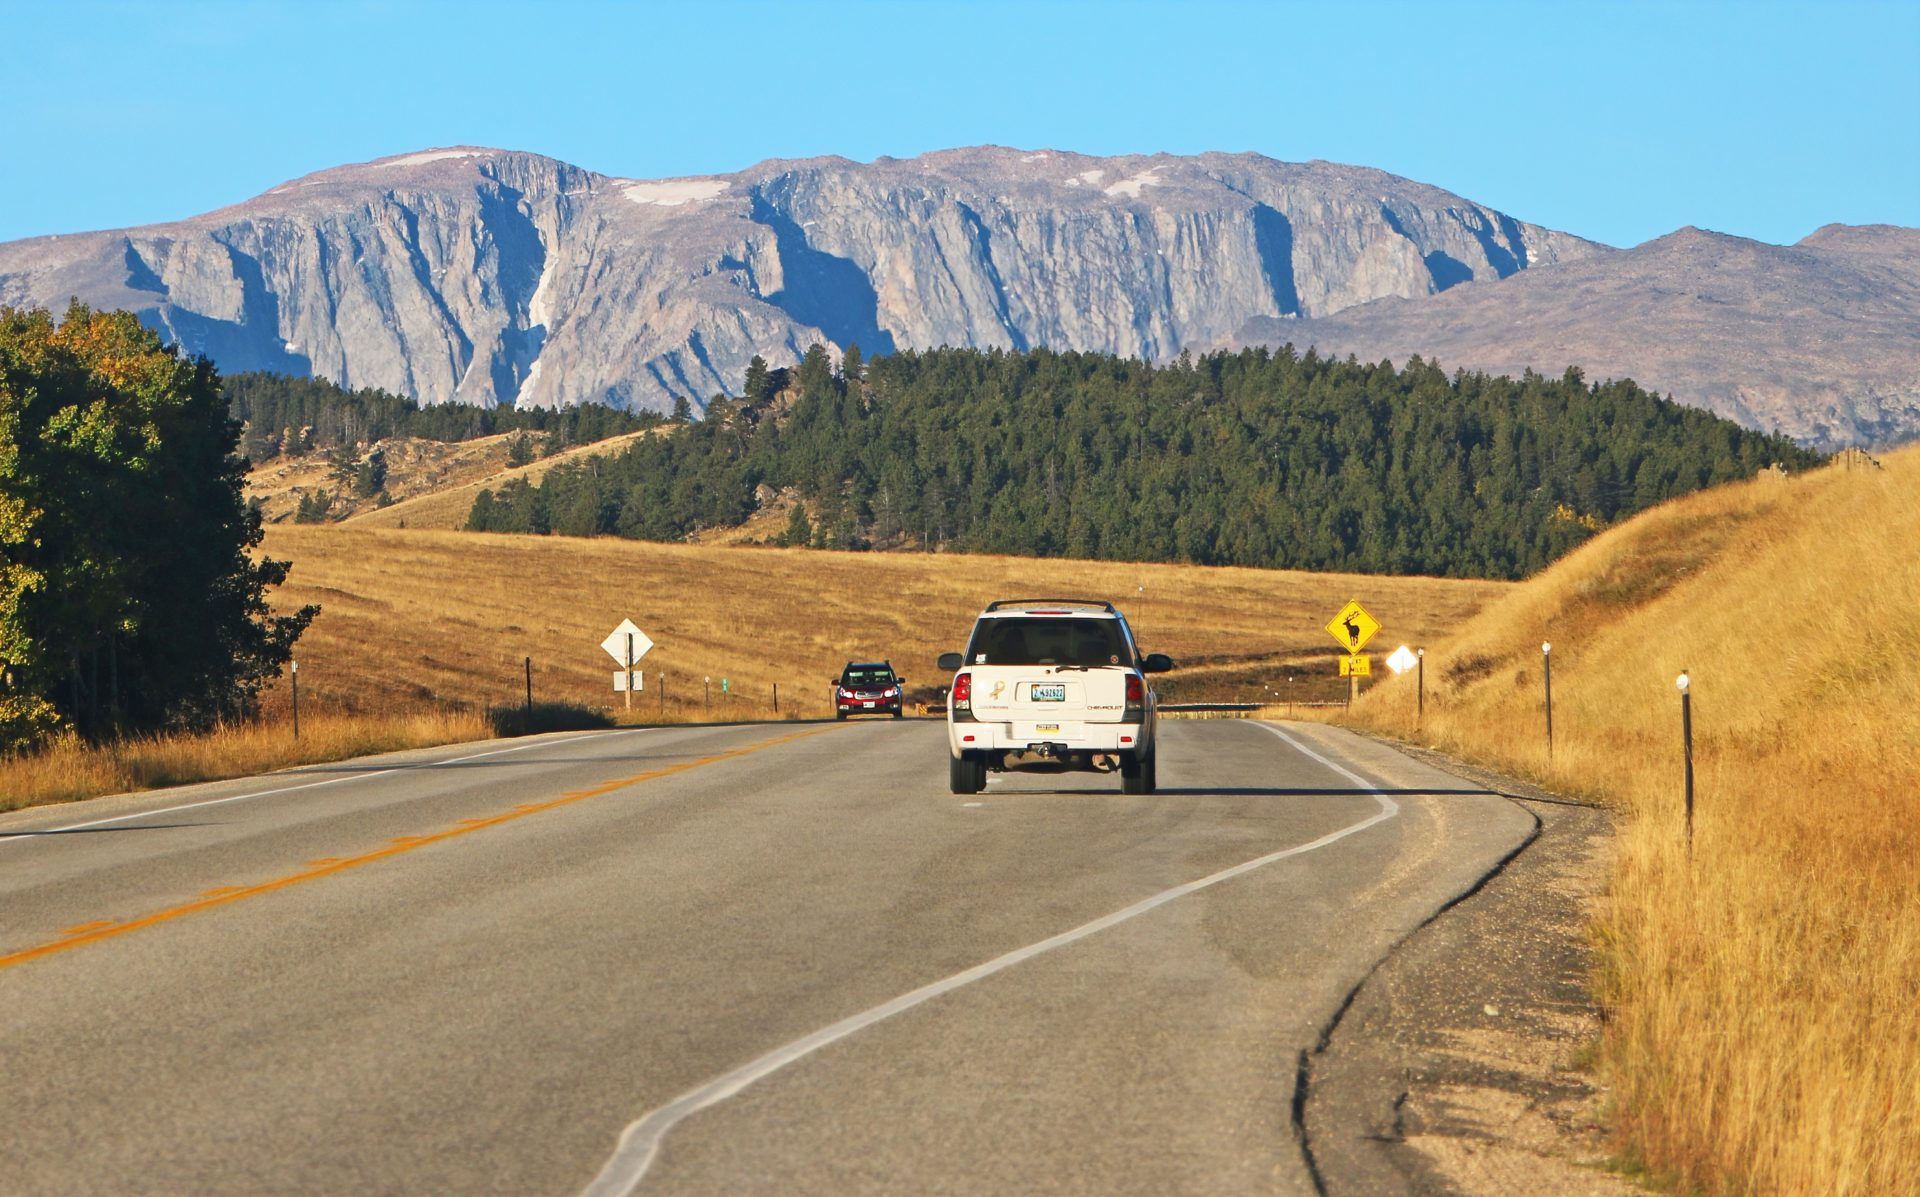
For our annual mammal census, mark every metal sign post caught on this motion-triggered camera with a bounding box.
[601,619,655,712]
[524,657,533,727]
[1679,671,1694,856]
[1542,642,1554,760]
[291,659,299,740]
[1417,648,1425,721]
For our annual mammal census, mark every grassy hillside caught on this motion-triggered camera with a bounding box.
[1343,448,1919,1194]
[341,428,662,531]
[254,528,1508,720]
[243,428,660,529]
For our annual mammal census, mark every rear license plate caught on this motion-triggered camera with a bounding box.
[1031,684,1066,702]
[1036,723,1060,734]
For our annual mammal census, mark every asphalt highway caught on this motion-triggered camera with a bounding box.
[0,718,1534,1196]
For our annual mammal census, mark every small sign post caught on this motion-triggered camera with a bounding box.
[291,659,299,740]
[1326,600,1381,707]
[1679,671,1694,856]
[601,619,655,711]
[1417,648,1425,721]
[1542,642,1554,761]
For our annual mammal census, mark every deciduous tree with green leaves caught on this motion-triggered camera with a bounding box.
[0,304,316,751]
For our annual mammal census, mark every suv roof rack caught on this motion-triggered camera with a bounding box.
[982,598,1119,614]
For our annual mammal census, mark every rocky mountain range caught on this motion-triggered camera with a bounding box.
[0,146,1593,411]
[0,145,1911,447]
[1237,223,1920,450]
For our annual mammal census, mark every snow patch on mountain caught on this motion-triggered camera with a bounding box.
[380,149,490,168]
[622,179,729,207]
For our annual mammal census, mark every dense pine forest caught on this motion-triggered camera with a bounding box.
[224,371,658,461]
[462,345,1819,580]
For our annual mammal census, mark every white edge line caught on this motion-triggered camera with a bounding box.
[578,719,1398,1197]
[0,728,660,846]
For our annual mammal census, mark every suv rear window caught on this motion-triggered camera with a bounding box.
[966,618,1132,667]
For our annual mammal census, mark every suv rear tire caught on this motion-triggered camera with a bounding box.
[949,752,985,794]
[1120,749,1156,795]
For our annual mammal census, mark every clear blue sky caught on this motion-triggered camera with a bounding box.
[3,0,1914,248]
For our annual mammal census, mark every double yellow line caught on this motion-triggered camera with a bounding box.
[0,725,836,974]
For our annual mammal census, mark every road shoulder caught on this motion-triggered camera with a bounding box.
[1300,736,1645,1197]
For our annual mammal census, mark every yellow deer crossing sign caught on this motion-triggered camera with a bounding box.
[1325,599,1381,655]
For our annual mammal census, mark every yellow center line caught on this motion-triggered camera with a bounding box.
[1,725,838,974]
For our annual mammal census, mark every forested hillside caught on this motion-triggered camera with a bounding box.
[224,372,657,462]
[465,346,1819,580]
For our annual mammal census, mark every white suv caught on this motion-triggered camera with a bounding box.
[938,599,1174,795]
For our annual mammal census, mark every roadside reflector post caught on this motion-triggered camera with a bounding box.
[1542,642,1554,762]
[524,656,533,730]
[660,673,666,716]
[773,682,780,714]
[291,658,299,740]
[1679,671,1694,856]
[1417,648,1425,722]
[705,676,712,712]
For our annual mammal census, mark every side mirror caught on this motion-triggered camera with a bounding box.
[896,678,907,689]
[937,652,964,672]
[1142,653,1174,674]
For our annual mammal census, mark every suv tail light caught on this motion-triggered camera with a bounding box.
[950,671,977,722]
[1125,674,1144,704]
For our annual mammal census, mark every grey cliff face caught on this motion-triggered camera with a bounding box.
[0,146,1598,414]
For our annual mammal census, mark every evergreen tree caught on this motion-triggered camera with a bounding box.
[351,448,387,497]
[506,432,535,468]
[780,503,812,547]
[295,490,334,523]
[741,355,771,406]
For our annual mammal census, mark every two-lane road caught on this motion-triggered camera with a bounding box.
[0,719,1532,1196]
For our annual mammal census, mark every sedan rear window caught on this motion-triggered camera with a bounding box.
[967,618,1131,667]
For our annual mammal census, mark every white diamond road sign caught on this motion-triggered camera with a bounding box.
[1385,645,1420,675]
[601,619,654,668]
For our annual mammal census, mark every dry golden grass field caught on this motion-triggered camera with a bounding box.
[251,528,1505,723]
[1344,447,1920,1195]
